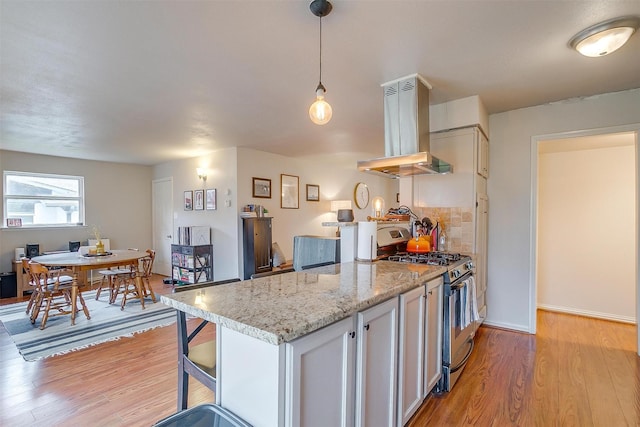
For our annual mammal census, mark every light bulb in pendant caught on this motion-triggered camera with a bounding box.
[309,83,332,125]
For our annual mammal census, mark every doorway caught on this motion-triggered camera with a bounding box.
[530,124,639,354]
[152,177,173,277]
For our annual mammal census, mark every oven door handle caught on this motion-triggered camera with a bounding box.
[450,337,474,374]
[450,273,473,290]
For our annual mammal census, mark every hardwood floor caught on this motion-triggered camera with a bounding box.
[1,275,638,426]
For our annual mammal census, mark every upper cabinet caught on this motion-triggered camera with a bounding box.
[417,126,488,208]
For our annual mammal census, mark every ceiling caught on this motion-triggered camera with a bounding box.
[1,1,639,166]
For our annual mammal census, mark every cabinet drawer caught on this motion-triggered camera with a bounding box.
[173,245,195,255]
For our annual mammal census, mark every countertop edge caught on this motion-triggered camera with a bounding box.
[161,263,446,345]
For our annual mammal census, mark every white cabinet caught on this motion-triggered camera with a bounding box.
[286,316,356,427]
[475,193,488,325]
[355,298,399,427]
[423,277,443,395]
[397,277,444,427]
[397,286,426,426]
[287,297,398,427]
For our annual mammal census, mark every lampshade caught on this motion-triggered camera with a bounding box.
[569,16,640,57]
[331,200,351,211]
[331,200,353,222]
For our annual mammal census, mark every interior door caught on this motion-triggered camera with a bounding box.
[152,177,173,276]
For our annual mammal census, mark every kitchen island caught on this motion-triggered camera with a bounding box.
[161,261,446,427]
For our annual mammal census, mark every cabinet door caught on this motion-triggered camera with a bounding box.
[424,278,444,396]
[355,298,398,427]
[475,193,489,326]
[477,131,489,178]
[286,316,356,427]
[397,286,426,426]
[253,218,272,274]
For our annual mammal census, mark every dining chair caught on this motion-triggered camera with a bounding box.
[119,249,157,310]
[28,261,88,329]
[95,265,131,303]
[22,258,38,315]
[173,278,240,411]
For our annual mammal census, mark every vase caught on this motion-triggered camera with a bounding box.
[96,240,105,254]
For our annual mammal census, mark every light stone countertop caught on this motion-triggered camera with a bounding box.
[161,261,446,345]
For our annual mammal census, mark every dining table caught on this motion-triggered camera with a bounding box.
[30,249,153,325]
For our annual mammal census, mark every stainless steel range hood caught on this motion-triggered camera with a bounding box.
[358,74,452,178]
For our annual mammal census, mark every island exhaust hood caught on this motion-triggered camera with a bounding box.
[357,74,452,178]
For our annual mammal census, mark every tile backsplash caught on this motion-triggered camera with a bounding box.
[414,207,474,254]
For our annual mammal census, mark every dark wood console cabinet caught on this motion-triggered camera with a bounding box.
[242,217,272,279]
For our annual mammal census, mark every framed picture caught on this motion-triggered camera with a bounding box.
[306,184,320,202]
[206,189,217,210]
[253,177,271,199]
[281,174,299,209]
[6,218,22,227]
[184,190,193,211]
[194,190,204,210]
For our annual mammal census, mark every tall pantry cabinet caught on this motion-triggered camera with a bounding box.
[417,125,488,324]
[242,217,273,279]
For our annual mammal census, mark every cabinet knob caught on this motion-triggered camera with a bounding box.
[364,324,370,331]
[349,331,356,339]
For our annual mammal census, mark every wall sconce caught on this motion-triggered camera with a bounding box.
[331,200,353,222]
[371,196,385,219]
[196,168,207,183]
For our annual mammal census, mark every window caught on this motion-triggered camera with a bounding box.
[3,171,85,227]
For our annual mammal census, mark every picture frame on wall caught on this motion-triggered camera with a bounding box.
[184,190,193,211]
[252,177,271,198]
[281,174,299,209]
[194,190,204,210]
[206,188,217,210]
[306,184,320,202]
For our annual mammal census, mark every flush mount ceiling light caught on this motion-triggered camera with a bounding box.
[569,16,640,57]
[309,0,333,125]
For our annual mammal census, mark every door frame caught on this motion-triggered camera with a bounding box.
[529,123,639,355]
[152,177,173,277]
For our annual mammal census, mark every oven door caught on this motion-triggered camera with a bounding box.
[444,275,475,390]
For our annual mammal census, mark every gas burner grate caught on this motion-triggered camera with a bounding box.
[387,251,463,266]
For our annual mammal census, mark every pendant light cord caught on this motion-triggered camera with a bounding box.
[318,16,323,87]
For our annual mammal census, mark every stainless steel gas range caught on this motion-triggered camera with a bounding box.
[388,250,478,393]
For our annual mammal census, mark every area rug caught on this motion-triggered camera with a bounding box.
[0,291,176,361]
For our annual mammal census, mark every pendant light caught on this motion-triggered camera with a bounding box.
[569,16,640,57]
[309,0,333,125]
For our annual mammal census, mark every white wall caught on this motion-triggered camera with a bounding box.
[153,148,240,281]
[237,148,397,271]
[537,140,635,322]
[488,88,640,332]
[0,150,153,272]
[153,147,397,280]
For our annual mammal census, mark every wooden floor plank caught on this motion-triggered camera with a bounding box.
[0,277,637,426]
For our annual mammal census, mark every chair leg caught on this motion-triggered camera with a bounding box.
[76,291,90,320]
[95,275,107,300]
[25,290,38,315]
[40,296,52,330]
[30,292,43,324]
[178,367,189,411]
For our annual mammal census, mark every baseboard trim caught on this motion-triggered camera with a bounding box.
[481,320,531,333]
[537,304,636,325]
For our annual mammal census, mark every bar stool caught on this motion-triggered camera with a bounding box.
[173,278,240,410]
